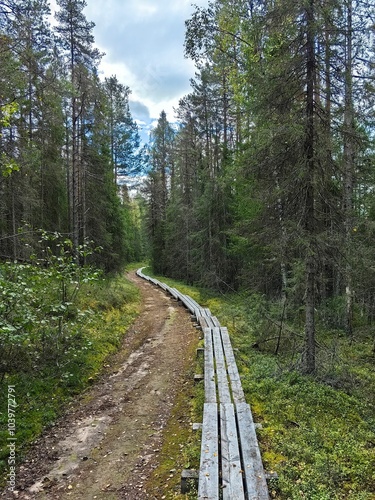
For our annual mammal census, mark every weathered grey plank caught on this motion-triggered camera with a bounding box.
[220,403,245,499]
[171,287,184,301]
[212,327,231,403]
[181,295,200,316]
[198,403,219,500]
[204,328,216,403]
[199,316,210,329]
[203,317,216,328]
[236,402,269,500]
[211,316,221,327]
[160,282,168,291]
[204,316,221,328]
[220,327,245,403]
[185,294,201,309]
[167,287,179,299]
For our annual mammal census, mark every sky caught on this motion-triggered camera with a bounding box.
[50,0,209,140]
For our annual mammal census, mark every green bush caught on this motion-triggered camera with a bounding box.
[0,245,141,485]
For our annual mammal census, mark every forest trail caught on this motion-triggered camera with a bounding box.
[6,271,198,500]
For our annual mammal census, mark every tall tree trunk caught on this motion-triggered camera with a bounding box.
[304,0,316,374]
[344,0,354,336]
[72,92,79,254]
[10,177,17,260]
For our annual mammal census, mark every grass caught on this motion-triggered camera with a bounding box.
[0,266,141,487]
[144,267,375,499]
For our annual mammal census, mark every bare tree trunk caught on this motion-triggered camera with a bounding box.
[304,0,316,374]
[344,0,354,336]
[11,177,17,260]
[72,92,79,256]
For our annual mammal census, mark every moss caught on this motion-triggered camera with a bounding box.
[142,271,375,499]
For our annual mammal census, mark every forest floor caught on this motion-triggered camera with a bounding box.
[3,271,199,500]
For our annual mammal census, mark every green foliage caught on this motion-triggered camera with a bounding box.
[0,101,20,177]
[241,368,375,499]
[0,102,19,128]
[0,154,19,177]
[0,232,100,379]
[0,260,140,482]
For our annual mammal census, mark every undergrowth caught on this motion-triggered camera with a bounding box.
[145,267,375,499]
[0,261,141,488]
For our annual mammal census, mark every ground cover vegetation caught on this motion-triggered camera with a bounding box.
[145,269,375,499]
[0,235,141,483]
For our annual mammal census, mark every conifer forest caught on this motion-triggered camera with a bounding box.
[1,1,375,498]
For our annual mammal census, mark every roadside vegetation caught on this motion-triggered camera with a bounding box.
[0,236,141,485]
[145,268,375,500]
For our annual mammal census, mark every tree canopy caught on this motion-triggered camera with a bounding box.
[145,0,375,374]
[0,0,145,270]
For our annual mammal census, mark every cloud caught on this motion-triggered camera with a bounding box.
[82,0,209,124]
[129,100,151,123]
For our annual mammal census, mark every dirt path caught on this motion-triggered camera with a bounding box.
[5,272,199,499]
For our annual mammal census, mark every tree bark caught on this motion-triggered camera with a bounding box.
[304,0,316,374]
[344,0,354,336]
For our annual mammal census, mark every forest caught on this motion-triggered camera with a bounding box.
[1,0,375,498]
[147,0,375,376]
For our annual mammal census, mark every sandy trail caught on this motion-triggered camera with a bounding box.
[4,271,198,500]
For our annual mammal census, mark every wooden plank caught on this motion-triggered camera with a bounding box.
[204,316,221,328]
[220,403,245,499]
[158,281,168,291]
[185,294,201,309]
[136,267,146,278]
[236,402,269,500]
[169,288,180,300]
[180,295,199,316]
[202,315,221,328]
[211,316,221,327]
[204,328,216,403]
[198,403,219,500]
[153,279,166,290]
[199,316,210,329]
[220,327,245,403]
[212,327,231,403]
[204,317,216,328]
[163,284,173,295]
[198,307,212,317]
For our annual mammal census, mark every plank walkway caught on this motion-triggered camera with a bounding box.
[136,268,269,499]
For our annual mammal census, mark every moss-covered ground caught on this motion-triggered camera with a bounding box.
[145,268,375,500]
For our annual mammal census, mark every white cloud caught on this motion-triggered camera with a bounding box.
[83,0,209,123]
[49,0,209,132]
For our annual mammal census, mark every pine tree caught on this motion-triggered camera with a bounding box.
[147,111,175,274]
[55,0,101,257]
[104,76,142,185]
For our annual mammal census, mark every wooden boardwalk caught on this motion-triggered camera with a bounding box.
[136,268,269,500]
